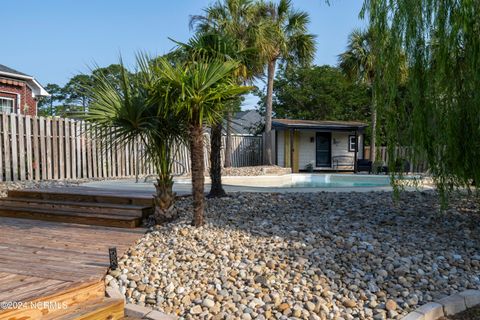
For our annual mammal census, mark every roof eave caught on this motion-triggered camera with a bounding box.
[0,71,49,97]
[272,123,367,131]
[0,70,33,81]
[30,78,50,96]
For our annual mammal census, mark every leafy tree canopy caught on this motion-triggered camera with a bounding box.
[37,83,65,116]
[256,64,370,123]
[91,64,129,84]
[63,74,93,111]
[37,64,129,118]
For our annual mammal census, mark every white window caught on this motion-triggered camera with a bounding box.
[348,135,357,152]
[0,98,14,113]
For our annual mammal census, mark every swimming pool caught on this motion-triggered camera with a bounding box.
[175,173,394,188]
[286,174,391,188]
[82,173,421,194]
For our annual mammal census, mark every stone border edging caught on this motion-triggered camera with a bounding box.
[401,290,480,320]
[107,283,479,320]
[106,285,177,320]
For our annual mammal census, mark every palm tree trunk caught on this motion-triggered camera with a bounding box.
[370,101,377,162]
[189,123,205,226]
[208,122,227,198]
[264,59,276,165]
[224,111,232,168]
[153,177,176,224]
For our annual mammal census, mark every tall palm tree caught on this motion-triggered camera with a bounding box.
[172,32,254,197]
[338,28,377,161]
[190,0,264,169]
[256,0,316,165]
[84,56,188,224]
[155,57,251,226]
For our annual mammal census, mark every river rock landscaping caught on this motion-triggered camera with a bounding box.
[221,166,292,177]
[182,166,292,178]
[107,191,480,320]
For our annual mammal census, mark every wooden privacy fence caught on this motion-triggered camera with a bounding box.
[221,135,263,167]
[0,113,263,182]
[364,146,428,172]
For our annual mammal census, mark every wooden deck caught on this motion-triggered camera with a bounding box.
[7,187,154,205]
[0,214,145,319]
[0,188,154,229]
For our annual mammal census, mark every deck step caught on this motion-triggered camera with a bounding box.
[8,189,153,206]
[0,198,151,217]
[0,280,106,320]
[0,206,142,228]
[46,298,124,320]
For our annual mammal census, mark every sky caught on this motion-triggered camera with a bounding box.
[2,0,367,108]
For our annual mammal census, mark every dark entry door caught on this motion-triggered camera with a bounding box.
[316,132,331,167]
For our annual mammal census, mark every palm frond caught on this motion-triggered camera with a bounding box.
[84,55,189,178]
[286,10,310,35]
[338,28,375,84]
[154,57,251,126]
[287,33,316,66]
[277,0,291,20]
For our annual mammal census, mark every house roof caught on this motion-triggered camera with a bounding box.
[272,119,367,131]
[225,110,263,135]
[0,64,30,77]
[0,64,49,96]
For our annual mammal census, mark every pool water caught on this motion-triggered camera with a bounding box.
[287,174,391,188]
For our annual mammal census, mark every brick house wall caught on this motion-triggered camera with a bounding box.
[0,79,37,116]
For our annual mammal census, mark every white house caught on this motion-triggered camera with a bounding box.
[272,119,367,173]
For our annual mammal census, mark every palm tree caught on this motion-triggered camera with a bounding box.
[190,0,264,169]
[172,32,253,197]
[338,28,377,161]
[155,57,251,226]
[84,56,187,224]
[256,0,316,165]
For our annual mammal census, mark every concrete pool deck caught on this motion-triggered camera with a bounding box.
[81,174,431,194]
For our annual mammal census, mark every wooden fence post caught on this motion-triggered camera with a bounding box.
[58,119,65,179]
[18,114,26,180]
[52,118,59,179]
[25,116,33,180]
[32,116,40,180]
[10,114,18,181]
